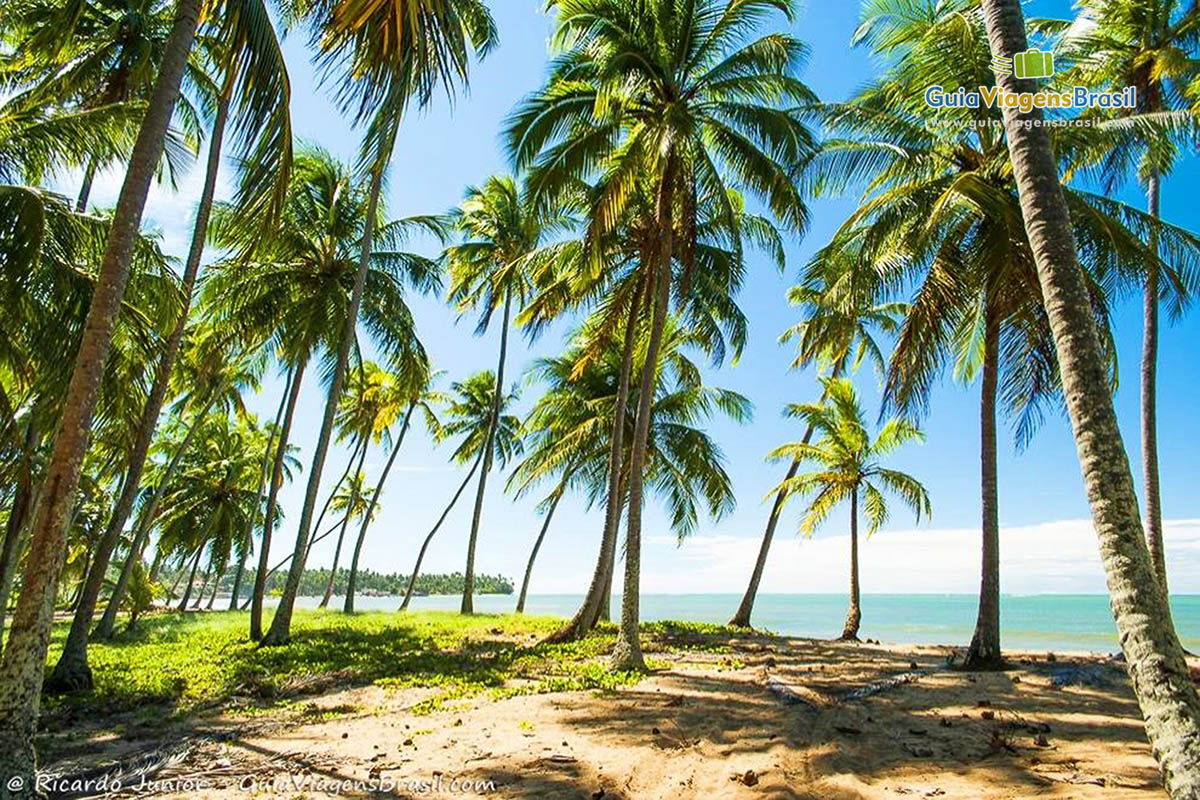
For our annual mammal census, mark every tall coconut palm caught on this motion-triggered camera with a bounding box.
[811,0,1199,668]
[507,0,814,669]
[729,249,904,628]
[202,144,441,639]
[979,0,1200,792]
[0,0,201,783]
[318,469,377,601]
[527,179,769,642]
[259,0,496,647]
[511,318,749,614]
[445,174,573,613]
[771,377,929,640]
[399,371,521,611]
[344,363,443,613]
[59,0,293,665]
[1058,0,1200,594]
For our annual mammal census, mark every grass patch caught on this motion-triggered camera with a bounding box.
[40,609,747,727]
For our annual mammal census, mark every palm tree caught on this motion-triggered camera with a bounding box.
[50,318,268,687]
[771,378,929,641]
[526,179,770,641]
[55,0,293,666]
[729,252,904,628]
[344,363,443,613]
[317,469,377,601]
[153,413,284,612]
[979,0,1200,791]
[1,0,203,210]
[399,371,521,611]
[318,359,420,607]
[511,318,749,614]
[507,0,814,669]
[0,0,202,782]
[93,329,264,638]
[259,0,496,647]
[202,144,441,639]
[1059,0,1200,594]
[445,174,573,613]
[811,0,1199,668]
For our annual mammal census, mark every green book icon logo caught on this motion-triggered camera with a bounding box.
[1013,49,1054,79]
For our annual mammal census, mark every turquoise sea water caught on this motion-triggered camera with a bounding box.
[296,593,1200,654]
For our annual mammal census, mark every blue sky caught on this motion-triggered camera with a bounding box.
[84,0,1200,595]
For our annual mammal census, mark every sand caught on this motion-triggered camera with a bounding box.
[40,634,1166,799]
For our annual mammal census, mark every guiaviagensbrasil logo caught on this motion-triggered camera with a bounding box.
[990,49,1055,80]
[925,46,1136,113]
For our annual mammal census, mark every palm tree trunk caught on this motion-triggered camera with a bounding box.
[980,2,1200,794]
[400,452,483,612]
[964,306,1002,669]
[545,283,643,643]
[516,477,568,614]
[262,165,383,647]
[598,544,614,624]
[205,554,228,610]
[461,290,512,615]
[840,490,861,641]
[612,160,675,672]
[320,439,368,608]
[0,0,200,783]
[231,369,292,612]
[250,358,307,640]
[249,515,346,606]
[1143,174,1166,591]
[52,76,235,684]
[94,389,218,641]
[0,425,37,652]
[177,548,203,612]
[309,437,364,557]
[165,557,187,599]
[191,568,210,610]
[75,160,97,213]
[345,403,415,613]
[228,543,250,612]
[729,368,839,628]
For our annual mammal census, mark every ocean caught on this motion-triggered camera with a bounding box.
[294,593,1200,654]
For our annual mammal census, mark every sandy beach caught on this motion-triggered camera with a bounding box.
[38,624,1165,799]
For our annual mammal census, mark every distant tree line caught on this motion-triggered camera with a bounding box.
[157,566,514,599]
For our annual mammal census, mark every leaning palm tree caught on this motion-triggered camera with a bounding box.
[529,180,770,642]
[51,0,294,686]
[0,0,202,781]
[259,0,496,647]
[344,362,444,613]
[729,249,904,628]
[826,0,1199,669]
[318,470,377,602]
[770,378,930,641]
[203,144,441,640]
[399,371,521,611]
[511,318,749,614]
[979,0,1200,792]
[445,174,572,613]
[1056,0,1200,594]
[507,0,814,669]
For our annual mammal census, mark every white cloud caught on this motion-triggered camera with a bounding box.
[623,518,1200,595]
